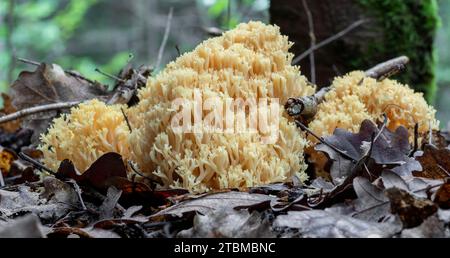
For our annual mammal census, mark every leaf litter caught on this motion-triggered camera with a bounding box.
[0,61,449,238]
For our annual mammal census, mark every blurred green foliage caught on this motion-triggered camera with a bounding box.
[0,0,268,100]
[0,0,448,123]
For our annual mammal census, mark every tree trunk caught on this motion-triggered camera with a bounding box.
[270,0,439,102]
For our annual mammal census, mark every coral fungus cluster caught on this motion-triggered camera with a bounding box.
[39,99,131,172]
[308,71,438,139]
[39,22,315,192]
[128,21,315,192]
[38,22,439,192]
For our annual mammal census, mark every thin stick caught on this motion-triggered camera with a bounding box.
[155,7,173,70]
[428,120,433,146]
[286,56,410,118]
[295,120,355,161]
[202,26,223,36]
[17,57,40,66]
[365,56,410,80]
[6,0,16,84]
[18,57,97,85]
[128,161,153,181]
[175,45,181,56]
[121,107,132,132]
[412,123,419,156]
[66,179,87,211]
[373,113,387,143]
[95,68,125,83]
[293,19,367,65]
[0,101,80,124]
[18,152,56,174]
[301,0,316,84]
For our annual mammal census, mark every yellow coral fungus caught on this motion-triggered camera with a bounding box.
[39,99,131,172]
[309,71,439,139]
[307,71,439,179]
[128,21,315,192]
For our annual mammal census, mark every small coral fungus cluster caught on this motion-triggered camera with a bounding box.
[39,99,131,172]
[38,21,439,193]
[308,71,438,139]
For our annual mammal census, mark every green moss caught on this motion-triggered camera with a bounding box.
[355,0,439,103]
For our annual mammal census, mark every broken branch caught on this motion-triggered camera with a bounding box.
[286,56,410,118]
[301,0,316,84]
[155,7,173,70]
[0,101,80,124]
[292,19,367,65]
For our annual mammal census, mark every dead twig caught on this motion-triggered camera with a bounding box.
[286,56,410,118]
[365,56,410,80]
[66,179,87,211]
[295,120,355,161]
[18,152,56,174]
[202,26,223,36]
[0,101,80,124]
[95,68,125,83]
[106,65,151,105]
[301,0,316,84]
[373,113,387,143]
[121,107,132,132]
[292,19,367,65]
[155,7,173,70]
[17,57,98,85]
[17,57,40,66]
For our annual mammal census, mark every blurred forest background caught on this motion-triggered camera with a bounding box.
[0,0,449,126]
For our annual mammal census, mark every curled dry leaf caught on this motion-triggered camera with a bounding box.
[92,219,147,238]
[0,147,16,177]
[385,187,438,228]
[315,120,410,183]
[434,180,450,209]
[274,210,402,238]
[352,177,390,222]
[177,209,275,238]
[98,186,123,220]
[0,94,21,132]
[400,215,446,238]
[0,214,45,238]
[0,180,77,221]
[414,144,450,179]
[152,191,276,218]
[56,152,127,190]
[10,63,111,141]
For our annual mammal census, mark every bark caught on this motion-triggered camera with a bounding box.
[270,0,438,101]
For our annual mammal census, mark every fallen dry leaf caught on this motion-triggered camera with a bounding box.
[177,209,275,238]
[0,147,16,177]
[352,177,390,222]
[434,180,450,209]
[56,152,127,190]
[414,144,450,179]
[315,120,410,184]
[0,93,21,132]
[10,63,111,141]
[152,191,276,218]
[0,214,45,238]
[386,187,438,228]
[401,215,446,238]
[273,210,402,238]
